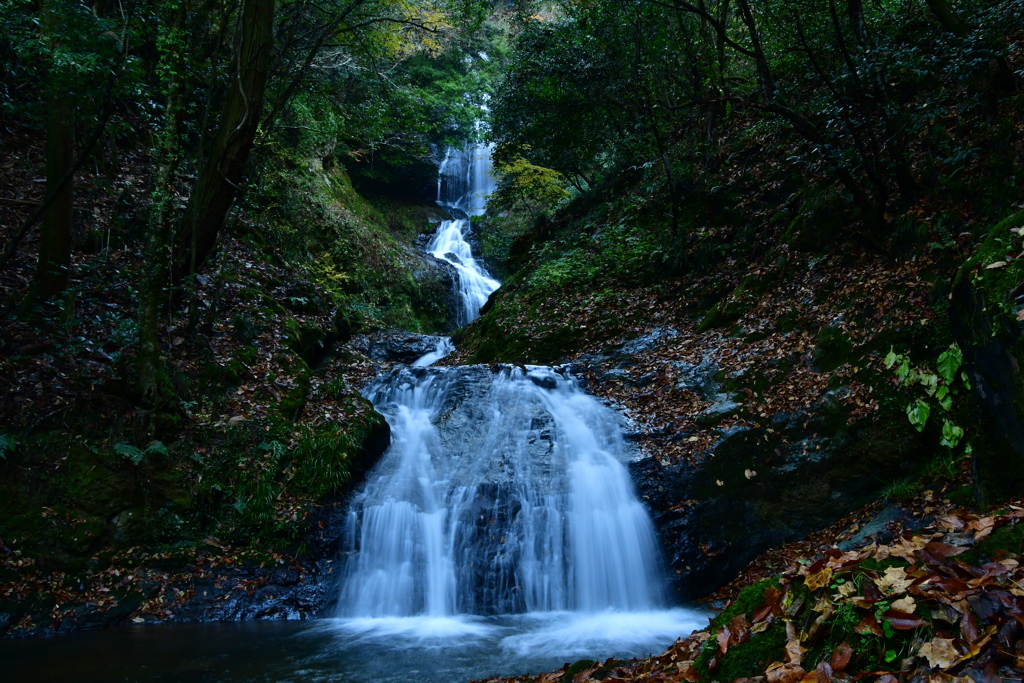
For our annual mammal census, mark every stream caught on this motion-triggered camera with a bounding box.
[0,143,705,682]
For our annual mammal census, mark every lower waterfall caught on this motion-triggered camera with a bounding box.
[337,365,665,618]
[330,362,703,667]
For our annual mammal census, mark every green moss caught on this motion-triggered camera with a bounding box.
[715,618,788,681]
[562,660,599,682]
[697,299,749,333]
[695,578,785,676]
[958,520,1024,564]
[814,326,856,372]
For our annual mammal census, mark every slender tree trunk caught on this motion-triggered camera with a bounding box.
[138,3,184,407]
[34,88,75,301]
[26,2,75,311]
[172,0,275,285]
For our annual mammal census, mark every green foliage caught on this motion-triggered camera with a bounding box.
[113,440,169,465]
[0,434,16,459]
[291,425,355,499]
[885,344,970,455]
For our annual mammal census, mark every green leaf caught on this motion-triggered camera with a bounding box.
[0,434,16,459]
[937,344,962,384]
[895,360,911,382]
[144,440,169,456]
[960,371,971,390]
[940,420,964,449]
[906,400,931,431]
[114,442,146,464]
[938,392,953,411]
[918,373,938,396]
[884,349,898,369]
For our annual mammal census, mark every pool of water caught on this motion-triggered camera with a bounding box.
[0,609,706,682]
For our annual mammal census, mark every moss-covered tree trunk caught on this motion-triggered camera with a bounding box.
[172,0,275,286]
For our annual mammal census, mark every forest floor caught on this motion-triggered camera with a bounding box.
[474,487,1024,683]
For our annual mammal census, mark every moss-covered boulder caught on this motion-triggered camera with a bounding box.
[950,207,1024,503]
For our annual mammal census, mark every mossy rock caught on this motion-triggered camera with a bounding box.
[813,325,855,372]
[697,299,749,333]
[283,319,338,367]
[958,520,1024,564]
[950,207,1024,503]
[695,578,787,678]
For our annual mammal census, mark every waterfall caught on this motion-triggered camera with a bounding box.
[330,142,702,668]
[336,365,667,619]
[427,144,500,327]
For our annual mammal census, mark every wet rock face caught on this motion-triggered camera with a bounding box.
[577,331,928,602]
[349,330,450,364]
[412,254,461,331]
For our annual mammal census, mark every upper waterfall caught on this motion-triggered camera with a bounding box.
[427,144,500,327]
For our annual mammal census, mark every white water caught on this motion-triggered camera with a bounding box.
[333,365,702,661]
[328,144,702,673]
[427,144,500,327]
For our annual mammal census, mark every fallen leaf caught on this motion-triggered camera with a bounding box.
[875,566,913,595]
[766,661,807,683]
[985,261,1008,269]
[855,614,884,636]
[805,566,833,591]
[785,638,806,665]
[917,638,958,669]
[892,595,917,614]
[883,608,929,630]
[830,642,853,672]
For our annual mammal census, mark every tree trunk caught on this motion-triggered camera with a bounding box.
[925,0,970,37]
[172,0,275,285]
[27,2,75,310]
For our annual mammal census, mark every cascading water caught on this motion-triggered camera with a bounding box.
[337,365,666,619]
[327,142,702,679]
[427,144,500,327]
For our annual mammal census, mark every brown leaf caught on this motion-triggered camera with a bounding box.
[873,676,898,683]
[830,642,853,672]
[785,637,807,665]
[805,566,833,592]
[716,625,732,655]
[883,609,929,630]
[923,541,968,559]
[960,606,979,642]
[814,661,833,683]
[967,516,996,542]
[675,660,701,682]
[766,662,807,683]
[891,595,917,614]
[917,638,958,669]
[874,567,913,596]
[855,614,884,636]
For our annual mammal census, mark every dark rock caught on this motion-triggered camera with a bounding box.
[837,504,910,551]
[349,330,452,364]
[631,404,928,600]
[411,254,460,331]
